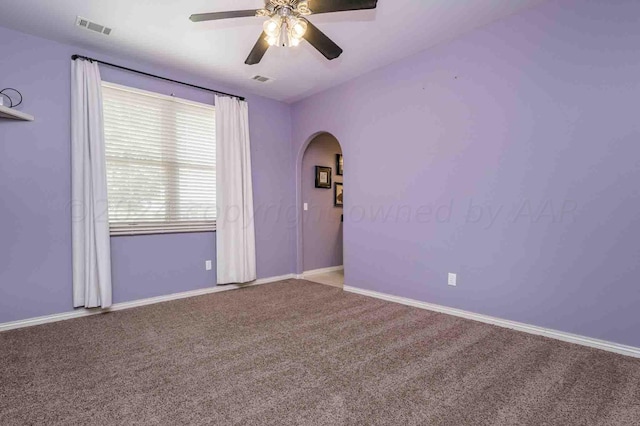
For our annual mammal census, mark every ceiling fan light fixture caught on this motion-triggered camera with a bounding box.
[263,16,282,37]
[262,14,307,48]
[290,17,307,38]
[266,35,279,46]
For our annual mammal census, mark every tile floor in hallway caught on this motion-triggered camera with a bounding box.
[302,269,344,288]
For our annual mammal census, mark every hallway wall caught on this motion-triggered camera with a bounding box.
[302,134,343,271]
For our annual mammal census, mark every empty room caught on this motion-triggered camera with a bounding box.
[1,0,639,424]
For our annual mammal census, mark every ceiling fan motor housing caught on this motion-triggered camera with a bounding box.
[258,0,312,18]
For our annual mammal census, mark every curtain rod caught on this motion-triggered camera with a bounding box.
[71,54,245,101]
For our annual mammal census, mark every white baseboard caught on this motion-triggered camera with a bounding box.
[0,274,295,333]
[300,265,344,279]
[344,285,640,359]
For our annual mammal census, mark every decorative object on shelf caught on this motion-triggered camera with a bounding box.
[0,88,23,108]
[334,183,344,207]
[315,166,332,189]
[336,154,343,176]
[0,88,34,121]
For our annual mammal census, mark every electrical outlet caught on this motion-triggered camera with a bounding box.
[304,203,308,211]
[205,260,212,271]
[448,273,457,287]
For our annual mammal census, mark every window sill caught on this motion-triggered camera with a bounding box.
[110,223,216,237]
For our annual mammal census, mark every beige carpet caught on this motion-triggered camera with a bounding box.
[1,279,639,425]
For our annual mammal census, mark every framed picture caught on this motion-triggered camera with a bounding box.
[315,166,332,189]
[334,183,344,207]
[336,154,344,176]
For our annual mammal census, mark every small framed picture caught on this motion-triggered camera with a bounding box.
[315,166,332,189]
[334,183,343,207]
[336,154,343,176]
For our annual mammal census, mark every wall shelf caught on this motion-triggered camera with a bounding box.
[0,104,34,121]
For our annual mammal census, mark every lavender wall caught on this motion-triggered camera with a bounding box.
[0,26,295,323]
[302,133,343,271]
[292,0,640,347]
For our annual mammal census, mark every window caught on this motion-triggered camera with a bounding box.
[102,82,216,235]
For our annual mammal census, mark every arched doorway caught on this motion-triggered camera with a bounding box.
[296,132,344,288]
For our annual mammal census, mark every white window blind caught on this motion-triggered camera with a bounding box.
[102,82,216,236]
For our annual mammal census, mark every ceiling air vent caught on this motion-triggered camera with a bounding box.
[76,16,113,36]
[251,75,273,83]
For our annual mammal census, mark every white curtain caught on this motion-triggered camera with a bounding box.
[215,96,257,284]
[71,59,113,308]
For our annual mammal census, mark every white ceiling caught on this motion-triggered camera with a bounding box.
[0,0,546,103]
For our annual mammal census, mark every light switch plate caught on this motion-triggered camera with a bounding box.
[304,203,308,211]
[205,260,212,271]
[448,273,457,287]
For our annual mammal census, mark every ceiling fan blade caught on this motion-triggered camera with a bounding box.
[303,21,343,60]
[310,0,378,14]
[245,32,270,65]
[190,10,257,22]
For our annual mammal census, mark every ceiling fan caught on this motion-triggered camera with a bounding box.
[189,0,378,65]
